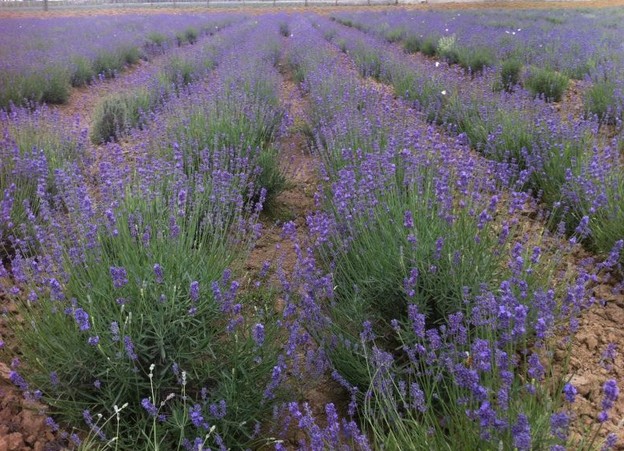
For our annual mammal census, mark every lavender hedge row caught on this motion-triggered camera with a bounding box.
[2,15,290,450]
[279,15,621,450]
[0,13,239,109]
[321,14,624,265]
[89,18,253,144]
[333,9,624,133]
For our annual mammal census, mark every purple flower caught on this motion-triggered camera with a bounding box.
[563,383,577,403]
[49,278,65,301]
[88,336,100,346]
[69,433,81,446]
[408,304,426,339]
[110,321,120,342]
[527,353,544,381]
[598,411,609,423]
[209,400,227,420]
[189,404,208,430]
[83,410,105,440]
[190,281,199,302]
[45,417,60,432]
[602,433,618,451]
[124,335,138,361]
[153,264,164,284]
[49,371,59,387]
[360,321,375,343]
[141,398,158,417]
[602,343,617,363]
[434,237,444,260]
[471,339,491,372]
[550,411,569,440]
[574,216,591,238]
[601,379,619,412]
[252,323,265,347]
[9,370,28,391]
[403,210,414,228]
[73,308,90,331]
[110,266,128,289]
[512,414,531,451]
[410,382,426,412]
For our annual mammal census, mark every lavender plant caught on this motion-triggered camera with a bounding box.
[285,16,615,451]
[525,67,569,103]
[584,80,622,125]
[0,107,87,257]
[8,161,282,448]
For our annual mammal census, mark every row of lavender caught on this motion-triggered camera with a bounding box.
[1,15,293,449]
[279,14,622,450]
[88,17,256,144]
[333,8,624,126]
[0,13,239,109]
[320,12,624,267]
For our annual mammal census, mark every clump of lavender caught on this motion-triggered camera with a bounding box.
[284,16,592,451]
[5,15,294,449]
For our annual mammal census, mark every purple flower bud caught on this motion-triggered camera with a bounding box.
[563,383,577,403]
[574,216,591,238]
[189,404,209,430]
[110,321,120,342]
[141,398,158,417]
[550,411,569,440]
[73,308,90,331]
[49,372,59,387]
[124,335,138,361]
[45,417,60,432]
[512,414,531,451]
[190,281,199,302]
[601,379,619,411]
[153,264,164,284]
[252,323,265,347]
[360,321,375,343]
[602,433,618,451]
[110,266,128,289]
[403,210,414,229]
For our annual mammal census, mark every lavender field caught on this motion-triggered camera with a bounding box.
[0,6,623,450]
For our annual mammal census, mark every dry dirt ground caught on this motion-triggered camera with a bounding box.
[1,1,623,449]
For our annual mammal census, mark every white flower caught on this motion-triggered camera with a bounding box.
[441,90,447,96]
